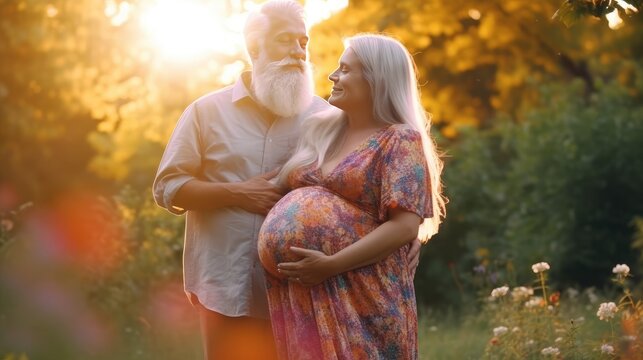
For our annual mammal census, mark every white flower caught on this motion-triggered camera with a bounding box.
[526,339,535,346]
[532,262,550,273]
[541,346,560,356]
[600,343,614,355]
[612,264,630,276]
[511,286,534,301]
[555,337,563,343]
[525,297,543,308]
[493,326,508,336]
[491,286,509,298]
[596,302,618,321]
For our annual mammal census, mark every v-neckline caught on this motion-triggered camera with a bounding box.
[317,125,392,179]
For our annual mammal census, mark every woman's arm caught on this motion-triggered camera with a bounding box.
[277,208,421,286]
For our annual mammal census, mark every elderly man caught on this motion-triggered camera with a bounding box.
[153,1,325,358]
[153,0,421,359]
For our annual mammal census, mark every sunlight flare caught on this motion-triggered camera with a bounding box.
[139,0,246,62]
[137,0,347,63]
[304,0,348,25]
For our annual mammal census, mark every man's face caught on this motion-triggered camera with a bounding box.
[255,15,308,66]
[250,15,313,118]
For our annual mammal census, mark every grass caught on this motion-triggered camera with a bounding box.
[418,308,489,359]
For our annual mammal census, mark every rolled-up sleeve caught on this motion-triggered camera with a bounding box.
[153,104,202,215]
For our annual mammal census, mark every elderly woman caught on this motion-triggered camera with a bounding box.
[258,34,446,359]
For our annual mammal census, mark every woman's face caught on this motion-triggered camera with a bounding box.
[328,48,372,113]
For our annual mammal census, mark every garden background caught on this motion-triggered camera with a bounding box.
[1,0,642,358]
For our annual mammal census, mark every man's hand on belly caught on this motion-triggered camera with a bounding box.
[234,169,286,215]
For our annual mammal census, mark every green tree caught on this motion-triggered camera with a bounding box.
[419,74,643,306]
[310,0,642,137]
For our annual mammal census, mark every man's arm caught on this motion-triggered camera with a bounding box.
[173,170,285,215]
[153,100,287,216]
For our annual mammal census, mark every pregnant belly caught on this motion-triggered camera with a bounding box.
[258,186,378,279]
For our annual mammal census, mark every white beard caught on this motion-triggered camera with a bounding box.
[252,57,314,118]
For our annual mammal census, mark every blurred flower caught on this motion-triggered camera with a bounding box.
[1,218,14,232]
[623,335,637,341]
[525,297,544,308]
[541,346,560,356]
[549,291,560,305]
[526,339,535,346]
[512,327,520,333]
[511,286,534,302]
[596,302,618,321]
[490,336,500,345]
[531,262,550,273]
[429,326,438,332]
[493,326,508,336]
[555,337,563,343]
[491,285,509,299]
[600,343,614,355]
[475,247,489,259]
[612,264,630,276]
[473,264,486,274]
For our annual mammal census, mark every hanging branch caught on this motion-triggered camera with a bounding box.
[553,0,641,28]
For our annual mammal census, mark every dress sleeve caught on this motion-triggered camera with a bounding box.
[378,127,433,222]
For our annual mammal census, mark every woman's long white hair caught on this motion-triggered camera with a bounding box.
[278,33,447,240]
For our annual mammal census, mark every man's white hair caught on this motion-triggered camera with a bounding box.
[243,0,306,60]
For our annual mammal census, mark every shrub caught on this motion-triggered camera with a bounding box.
[417,74,643,305]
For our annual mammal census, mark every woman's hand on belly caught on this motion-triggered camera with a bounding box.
[277,247,339,287]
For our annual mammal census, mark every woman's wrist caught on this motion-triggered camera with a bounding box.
[326,253,344,278]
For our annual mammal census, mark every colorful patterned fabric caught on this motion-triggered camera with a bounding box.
[258,124,432,359]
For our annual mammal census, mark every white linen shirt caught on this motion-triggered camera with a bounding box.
[153,72,329,318]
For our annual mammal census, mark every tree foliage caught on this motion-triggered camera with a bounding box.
[417,72,643,305]
[0,0,243,207]
[1,0,642,317]
[553,0,642,28]
[310,0,642,137]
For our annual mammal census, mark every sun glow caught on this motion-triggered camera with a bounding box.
[138,0,348,65]
[140,0,246,62]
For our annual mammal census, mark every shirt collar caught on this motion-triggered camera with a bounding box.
[232,71,255,104]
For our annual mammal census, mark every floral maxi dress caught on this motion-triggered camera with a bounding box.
[258,124,433,360]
